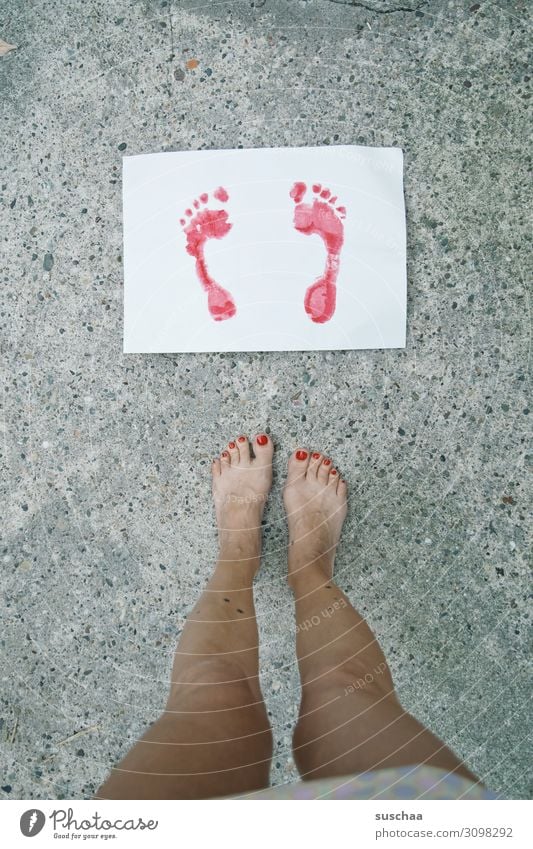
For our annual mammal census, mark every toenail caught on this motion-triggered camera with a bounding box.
[228,441,236,449]
[238,436,246,442]
[222,451,229,458]
[323,458,331,465]
[331,469,337,475]
[312,452,320,459]
[296,450,308,461]
[256,434,268,446]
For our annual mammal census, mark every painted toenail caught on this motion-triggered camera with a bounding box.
[312,452,320,459]
[331,469,337,475]
[228,441,236,449]
[323,458,331,465]
[222,451,229,458]
[256,434,268,446]
[296,450,308,460]
[238,436,246,442]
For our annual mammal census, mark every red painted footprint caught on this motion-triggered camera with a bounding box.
[290,182,346,324]
[180,187,236,321]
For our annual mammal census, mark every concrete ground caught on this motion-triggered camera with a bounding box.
[0,0,530,800]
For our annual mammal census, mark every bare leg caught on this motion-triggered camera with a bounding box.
[97,434,274,799]
[284,448,479,784]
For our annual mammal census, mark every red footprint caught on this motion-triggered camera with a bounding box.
[180,187,236,321]
[290,182,346,324]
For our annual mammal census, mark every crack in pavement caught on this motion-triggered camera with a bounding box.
[324,0,428,14]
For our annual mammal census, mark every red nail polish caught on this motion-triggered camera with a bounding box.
[222,451,229,458]
[312,452,320,459]
[228,441,236,449]
[331,469,337,475]
[256,434,268,446]
[238,436,246,442]
[323,458,331,465]
[296,450,308,461]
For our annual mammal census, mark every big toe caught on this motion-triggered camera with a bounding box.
[253,433,274,466]
[287,448,310,483]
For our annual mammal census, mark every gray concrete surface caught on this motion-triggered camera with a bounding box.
[1,0,531,800]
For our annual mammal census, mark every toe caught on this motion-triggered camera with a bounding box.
[227,439,239,464]
[307,451,322,477]
[337,477,348,499]
[328,467,339,491]
[317,456,331,484]
[287,448,310,482]
[290,181,306,203]
[212,458,221,478]
[220,449,231,469]
[236,434,251,464]
[253,433,273,460]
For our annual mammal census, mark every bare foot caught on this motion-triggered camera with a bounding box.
[180,187,236,321]
[283,449,347,585]
[212,434,274,570]
[290,182,346,324]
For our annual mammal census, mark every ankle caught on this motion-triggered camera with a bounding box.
[219,523,261,550]
[288,555,332,594]
[216,530,262,581]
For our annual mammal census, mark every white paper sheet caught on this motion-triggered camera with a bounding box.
[123,145,406,353]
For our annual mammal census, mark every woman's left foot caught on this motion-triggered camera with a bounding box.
[283,448,347,584]
[212,435,274,560]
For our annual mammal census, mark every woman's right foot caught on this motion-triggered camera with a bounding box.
[283,449,348,586]
[212,434,274,573]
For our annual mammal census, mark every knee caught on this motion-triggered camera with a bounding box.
[302,660,396,706]
[167,658,264,713]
